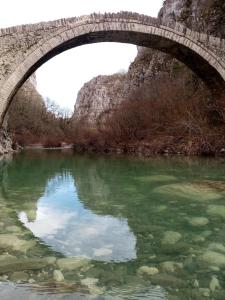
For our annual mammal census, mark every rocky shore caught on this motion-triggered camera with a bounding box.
[0,130,14,155]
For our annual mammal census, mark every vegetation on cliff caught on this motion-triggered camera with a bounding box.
[8,84,73,148]
[72,74,225,156]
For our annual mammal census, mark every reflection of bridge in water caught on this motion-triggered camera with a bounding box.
[0,12,225,123]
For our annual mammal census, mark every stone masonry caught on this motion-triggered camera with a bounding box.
[0,12,225,124]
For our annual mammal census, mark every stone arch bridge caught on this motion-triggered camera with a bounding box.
[0,11,225,124]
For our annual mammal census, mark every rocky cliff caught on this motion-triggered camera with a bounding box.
[0,74,45,153]
[74,73,127,124]
[0,129,13,155]
[7,73,45,133]
[73,0,224,124]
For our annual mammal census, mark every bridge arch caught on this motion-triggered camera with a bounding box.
[0,12,225,123]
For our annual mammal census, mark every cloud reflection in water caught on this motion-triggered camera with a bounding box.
[19,173,136,262]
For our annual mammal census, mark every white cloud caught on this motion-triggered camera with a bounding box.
[0,0,163,110]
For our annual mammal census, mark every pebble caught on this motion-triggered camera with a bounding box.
[209,276,220,292]
[193,279,199,288]
[162,231,182,245]
[57,257,90,271]
[10,271,28,282]
[200,251,225,267]
[53,270,64,282]
[160,261,183,273]
[207,205,225,218]
[137,266,159,276]
[188,217,209,227]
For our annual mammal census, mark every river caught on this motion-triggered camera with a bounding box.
[0,151,225,299]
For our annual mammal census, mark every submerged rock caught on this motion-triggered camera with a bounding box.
[199,288,210,297]
[207,205,225,219]
[10,271,29,282]
[200,251,225,268]
[6,226,22,233]
[0,234,36,253]
[57,257,90,271]
[188,217,209,227]
[137,266,159,277]
[81,277,99,286]
[151,273,187,288]
[43,256,56,265]
[154,183,221,201]
[162,231,182,245]
[137,175,177,183]
[53,270,64,282]
[0,254,17,262]
[193,279,199,288]
[208,243,225,254]
[0,258,52,274]
[209,276,220,292]
[155,205,167,212]
[81,277,105,295]
[160,261,183,273]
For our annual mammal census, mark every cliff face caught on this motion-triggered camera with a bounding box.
[73,0,224,124]
[159,0,225,37]
[74,73,127,124]
[0,130,13,155]
[0,74,44,154]
[8,74,45,129]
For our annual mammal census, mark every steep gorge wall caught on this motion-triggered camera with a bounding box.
[0,74,45,153]
[74,73,127,124]
[73,0,225,124]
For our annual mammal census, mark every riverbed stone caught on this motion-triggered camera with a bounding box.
[53,270,64,282]
[43,256,57,265]
[89,285,105,295]
[0,234,36,253]
[160,261,183,273]
[200,251,225,268]
[81,277,105,295]
[199,288,210,297]
[138,175,177,183]
[193,279,199,288]
[6,225,22,233]
[162,231,182,245]
[0,254,17,262]
[188,217,209,226]
[207,205,225,218]
[137,266,159,277]
[10,271,29,282]
[151,273,187,288]
[154,183,221,201]
[57,257,90,271]
[208,243,225,254]
[0,258,52,274]
[81,277,99,286]
[209,275,220,292]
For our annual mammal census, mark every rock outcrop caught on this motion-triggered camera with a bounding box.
[73,0,225,124]
[74,73,127,124]
[0,73,45,154]
[0,129,13,155]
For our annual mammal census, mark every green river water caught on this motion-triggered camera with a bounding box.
[0,151,225,299]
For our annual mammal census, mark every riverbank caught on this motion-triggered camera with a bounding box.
[73,137,225,158]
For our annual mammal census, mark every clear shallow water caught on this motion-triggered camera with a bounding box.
[1,151,225,299]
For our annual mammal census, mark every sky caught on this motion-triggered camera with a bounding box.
[0,0,163,111]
